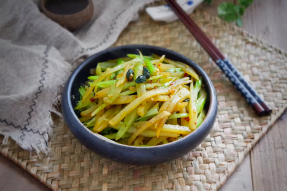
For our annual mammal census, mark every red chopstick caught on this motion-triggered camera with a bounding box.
[165,0,271,116]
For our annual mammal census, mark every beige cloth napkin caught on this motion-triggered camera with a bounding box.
[0,0,156,154]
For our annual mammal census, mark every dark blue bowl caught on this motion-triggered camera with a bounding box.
[62,45,217,165]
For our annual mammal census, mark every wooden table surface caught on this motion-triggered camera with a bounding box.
[0,0,286,190]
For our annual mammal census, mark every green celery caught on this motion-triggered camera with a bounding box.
[114,58,125,77]
[75,92,93,110]
[91,103,107,116]
[196,88,207,114]
[133,59,144,96]
[75,100,89,110]
[163,78,176,88]
[117,58,124,65]
[123,81,136,90]
[136,103,159,121]
[194,77,202,99]
[79,86,86,98]
[168,113,189,119]
[146,75,164,82]
[120,90,137,96]
[165,68,183,73]
[116,108,138,140]
[127,54,154,60]
[110,73,116,80]
[145,59,156,75]
[162,139,169,144]
[134,62,143,80]
[137,114,156,122]
[104,133,131,140]
[129,53,156,75]
[86,117,96,126]
[101,127,113,135]
[106,84,124,103]
[98,62,117,71]
[96,64,102,75]
[92,80,115,88]
[116,69,124,76]
[87,76,99,80]
[145,83,164,89]
[196,109,206,128]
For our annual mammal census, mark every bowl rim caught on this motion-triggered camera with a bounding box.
[41,0,91,16]
[62,44,217,150]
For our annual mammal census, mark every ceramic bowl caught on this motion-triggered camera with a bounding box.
[62,45,217,165]
[41,0,93,31]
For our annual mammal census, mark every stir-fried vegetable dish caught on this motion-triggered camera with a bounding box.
[75,52,208,146]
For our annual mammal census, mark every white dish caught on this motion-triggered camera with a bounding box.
[146,0,203,23]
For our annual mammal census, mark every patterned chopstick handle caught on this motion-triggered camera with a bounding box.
[223,59,272,114]
[215,60,265,115]
[223,59,262,102]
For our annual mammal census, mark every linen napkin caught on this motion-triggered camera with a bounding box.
[0,0,156,154]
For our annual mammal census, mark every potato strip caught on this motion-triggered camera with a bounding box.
[174,102,188,112]
[159,86,181,113]
[91,103,108,117]
[109,87,174,126]
[82,59,138,102]
[79,114,93,122]
[80,103,97,117]
[128,111,171,145]
[116,63,132,87]
[180,108,190,127]
[154,86,181,129]
[158,63,176,72]
[147,137,167,146]
[148,95,169,102]
[137,101,154,117]
[189,79,197,130]
[153,54,199,80]
[95,106,122,132]
[95,86,112,98]
[93,109,114,131]
[161,124,191,135]
[105,95,170,105]
[133,121,190,135]
[134,135,144,146]
[113,122,179,138]
[156,88,190,137]
[105,95,136,104]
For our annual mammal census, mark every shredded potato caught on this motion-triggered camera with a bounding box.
[75,53,208,146]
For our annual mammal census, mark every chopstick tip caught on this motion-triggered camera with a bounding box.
[252,103,265,117]
[260,102,272,116]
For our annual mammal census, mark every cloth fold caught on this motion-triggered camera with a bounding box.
[0,0,156,154]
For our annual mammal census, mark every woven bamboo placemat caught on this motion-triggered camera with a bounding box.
[1,9,287,191]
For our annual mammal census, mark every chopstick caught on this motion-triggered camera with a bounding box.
[165,0,272,116]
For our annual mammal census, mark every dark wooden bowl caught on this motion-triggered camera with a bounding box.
[62,45,218,165]
[41,0,93,31]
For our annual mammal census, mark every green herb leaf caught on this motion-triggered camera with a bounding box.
[239,0,253,9]
[239,6,245,16]
[218,2,238,22]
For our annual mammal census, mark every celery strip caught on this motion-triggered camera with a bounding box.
[168,113,189,119]
[196,88,207,114]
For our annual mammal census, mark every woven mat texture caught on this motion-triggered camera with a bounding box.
[1,9,287,191]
